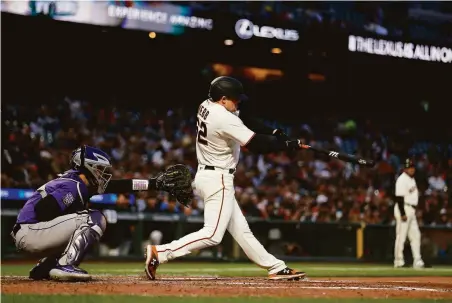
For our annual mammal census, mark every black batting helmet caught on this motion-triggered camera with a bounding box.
[404,158,415,168]
[208,76,248,102]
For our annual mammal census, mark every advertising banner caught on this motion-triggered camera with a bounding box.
[1,188,120,204]
[234,18,299,42]
[1,1,214,34]
[348,34,452,64]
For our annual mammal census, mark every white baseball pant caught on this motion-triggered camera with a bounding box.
[155,169,287,274]
[394,204,423,266]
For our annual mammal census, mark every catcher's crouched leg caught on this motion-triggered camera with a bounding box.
[29,255,59,280]
[49,210,107,282]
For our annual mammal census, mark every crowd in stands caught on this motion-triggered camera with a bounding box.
[2,98,451,228]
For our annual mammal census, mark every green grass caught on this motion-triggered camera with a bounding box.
[2,262,452,277]
[1,295,451,303]
[3,263,452,303]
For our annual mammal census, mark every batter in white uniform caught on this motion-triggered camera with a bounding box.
[394,158,425,268]
[145,76,306,280]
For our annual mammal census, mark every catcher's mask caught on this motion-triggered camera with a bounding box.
[71,145,112,194]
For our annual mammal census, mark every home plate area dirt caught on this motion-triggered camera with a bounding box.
[2,276,452,299]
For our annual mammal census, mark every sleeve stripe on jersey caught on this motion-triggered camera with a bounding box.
[243,132,256,147]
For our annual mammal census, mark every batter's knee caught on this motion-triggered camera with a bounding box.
[203,227,224,246]
[88,210,107,234]
[206,237,221,246]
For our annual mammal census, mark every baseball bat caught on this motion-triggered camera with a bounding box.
[300,144,375,167]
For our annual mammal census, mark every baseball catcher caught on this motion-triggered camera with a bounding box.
[10,145,193,282]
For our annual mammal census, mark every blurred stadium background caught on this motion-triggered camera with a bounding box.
[1,1,452,268]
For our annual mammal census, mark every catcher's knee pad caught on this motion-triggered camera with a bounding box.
[88,210,107,234]
[76,210,107,234]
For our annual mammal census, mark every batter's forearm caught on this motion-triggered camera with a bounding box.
[245,134,291,154]
[241,115,274,135]
[104,179,157,194]
[395,196,406,217]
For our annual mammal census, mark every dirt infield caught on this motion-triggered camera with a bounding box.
[2,275,452,299]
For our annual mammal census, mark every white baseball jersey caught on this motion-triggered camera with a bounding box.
[154,98,289,275]
[195,99,255,169]
[395,172,419,206]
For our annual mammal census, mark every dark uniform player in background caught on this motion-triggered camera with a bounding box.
[11,145,192,281]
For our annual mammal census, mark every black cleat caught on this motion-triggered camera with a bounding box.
[29,257,58,280]
[268,267,307,281]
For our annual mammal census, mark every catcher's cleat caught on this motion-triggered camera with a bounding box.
[29,257,58,280]
[144,245,159,280]
[49,265,91,282]
[268,267,306,281]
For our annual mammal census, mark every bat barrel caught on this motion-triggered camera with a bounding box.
[301,144,374,167]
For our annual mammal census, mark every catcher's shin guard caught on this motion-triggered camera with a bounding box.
[50,211,106,281]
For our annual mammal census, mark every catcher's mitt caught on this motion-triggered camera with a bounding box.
[156,164,194,207]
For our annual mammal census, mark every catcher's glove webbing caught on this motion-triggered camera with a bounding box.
[156,164,194,207]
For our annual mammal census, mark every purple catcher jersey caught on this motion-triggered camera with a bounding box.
[16,171,90,224]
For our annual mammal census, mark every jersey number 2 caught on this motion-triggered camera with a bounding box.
[196,117,208,146]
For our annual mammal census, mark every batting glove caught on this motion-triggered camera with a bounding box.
[286,139,302,151]
[273,129,290,141]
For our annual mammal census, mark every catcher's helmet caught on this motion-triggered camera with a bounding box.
[404,158,415,168]
[208,76,248,102]
[71,145,112,194]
